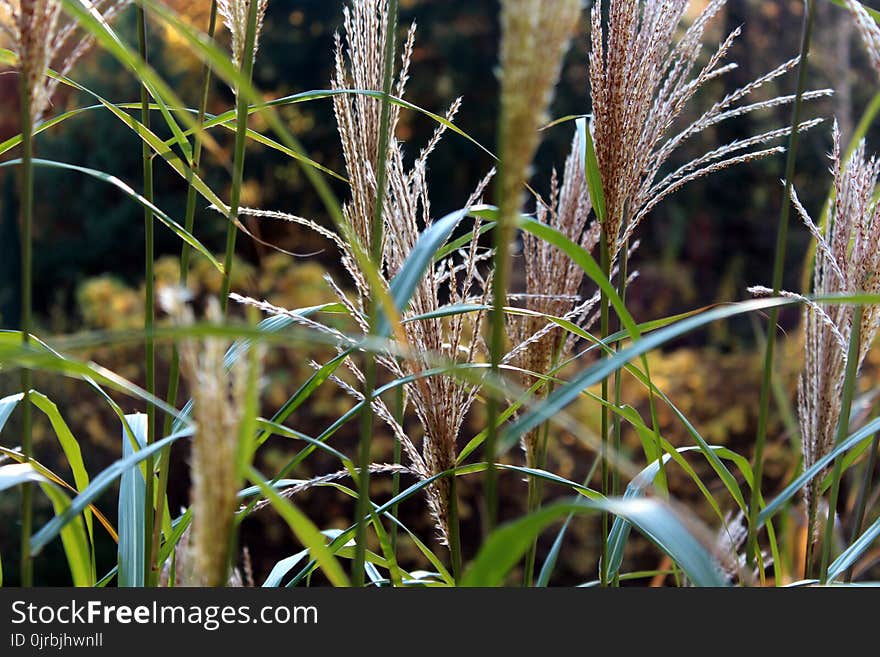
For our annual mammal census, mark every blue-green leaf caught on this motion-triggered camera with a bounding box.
[118,414,148,587]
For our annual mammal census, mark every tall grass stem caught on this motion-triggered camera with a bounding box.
[136,6,157,584]
[523,413,551,586]
[598,225,611,586]
[845,423,879,582]
[354,0,399,586]
[746,0,817,566]
[819,304,863,583]
[390,384,403,554]
[611,241,629,587]
[151,0,220,584]
[220,0,261,313]
[18,62,34,589]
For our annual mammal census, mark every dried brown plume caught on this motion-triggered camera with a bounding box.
[589,0,830,263]
[0,0,131,122]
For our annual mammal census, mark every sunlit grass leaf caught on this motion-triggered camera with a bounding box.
[0,445,117,543]
[379,207,470,336]
[31,426,194,555]
[0,159,220,271]
[827,515,880,581]
[0,393,24,432]
[603,444,747,582]
[0,463,47,491]
[263,549,310,587]
[28,392,93,528]
[58,0,201,161]
[1,463,93,587]
[28,391,97,580]
[577,117,606,223]
[461,499,727,587]
[140,0,348,226]
[0,330,188,421]
[118,413,147,587]
[536,512,574,587]
[759,415,880,525]
[247,466,350,587]
[39,481,93,587]
[500,297,794,456]
[189,87,495,161]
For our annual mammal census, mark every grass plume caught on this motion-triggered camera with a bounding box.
[751,123,880,572]
[163,289,262,587]
[588,0,828,264]
[486,0,582,532]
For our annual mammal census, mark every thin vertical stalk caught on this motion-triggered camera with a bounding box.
[18,68,34,589]
[178,2,219,287]
[819,305,863,583]
[598,226,611,586]
[447,474,463,581]
[220,0,261,313]
[485,171,513,536]
[747,0,817,566]
[151,1,219,585]
[137,6,156,585]
[225,330,261,586]
[485,7,522,535]
[610,241,628,587]
[523,406,551,586]
[804,494,818,579]
[612,243,629,498]
[354,0,399,586]
[390,383,403,555]
[844,424,878,582]
[354,354,378,586]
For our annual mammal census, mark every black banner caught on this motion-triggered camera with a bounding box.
[0,587,872,653]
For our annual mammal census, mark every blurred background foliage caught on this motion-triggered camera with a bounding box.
[1,0,879,584]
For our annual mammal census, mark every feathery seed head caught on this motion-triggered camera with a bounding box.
[775,122,880,532]
[589,0,828,262]
[164,290,263,586]
[218,0,268,70]
[507,129,598,466]
[498,0,581,217]
[332,0,414,256]
[714,510,770,585]
[240,0,490,545]
[0,1,130,122]
[848,0,880,80]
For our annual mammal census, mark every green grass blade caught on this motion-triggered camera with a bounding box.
[0,393,24,430]
[247,466,350,587]
[827,515,880,581]
[0,463,47,491]
[461,499,727,587]
[759,416,880,524]
[38,481,93,587]
[118,413,148,587]
[30,426,194,555]
[183,87,496,161]
[58,0,196,161]
[577,117,606,223]
[28,392,91,501]
[28,391,96,581]
[499,297,794,452]
[536,513,574,587]
[604,444,745,581]
[0,331,185,425]
[378,207,469,336]
[263,550,310,587]
[0,159,220,271]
